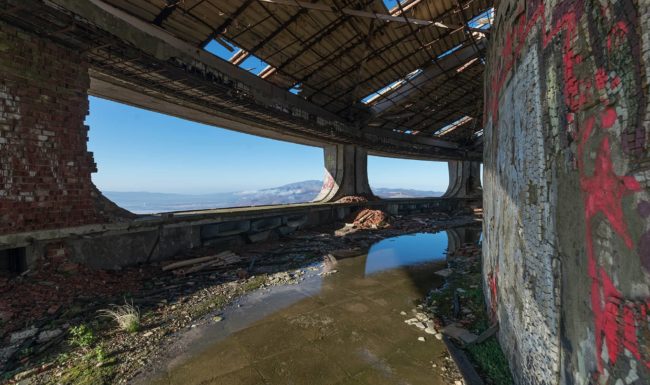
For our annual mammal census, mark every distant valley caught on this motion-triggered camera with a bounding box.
[104,180,443,214]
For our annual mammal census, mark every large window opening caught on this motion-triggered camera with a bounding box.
[87,97,323,214]
[367,156,448,198]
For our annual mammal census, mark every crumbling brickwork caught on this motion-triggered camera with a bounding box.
[0,22,107,233]
[484,1,650,384]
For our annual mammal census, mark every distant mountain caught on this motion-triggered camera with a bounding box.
[104,180,443,214]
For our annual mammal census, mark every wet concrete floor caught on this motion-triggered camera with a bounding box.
[145,232,453,385]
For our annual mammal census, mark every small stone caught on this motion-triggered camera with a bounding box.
[10,326,38,344]
[37,329,62,344]
[142,331,153,337]
[47,305,60,315]
[400,311,407,316]
[212,316,223,322]
[0,346,17,362]
[434,268,453,278]
[0,310,13,322]
[418,337,426,342]
[435,333,443,340]
[455,381,463,385]
[425,327,437,335]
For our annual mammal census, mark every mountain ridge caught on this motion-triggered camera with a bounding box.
[103,180,443,214]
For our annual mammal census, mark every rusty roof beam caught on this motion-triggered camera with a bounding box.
[152,0,180,26]
[247,7,308,58]
[305,2,488,102]
[199,0,255,48]
[258,0,439,26]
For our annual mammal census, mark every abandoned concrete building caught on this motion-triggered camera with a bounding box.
[1,0,649,384]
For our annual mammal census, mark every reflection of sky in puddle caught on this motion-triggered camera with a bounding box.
[364,232,448,275]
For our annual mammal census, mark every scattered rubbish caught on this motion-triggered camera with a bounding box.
[162,251,241,275]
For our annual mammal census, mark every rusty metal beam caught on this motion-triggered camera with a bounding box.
[199,0,255,48]
[152,0,180,26]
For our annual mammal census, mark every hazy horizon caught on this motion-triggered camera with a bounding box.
[86,97,450,194]
[101,180,444,214]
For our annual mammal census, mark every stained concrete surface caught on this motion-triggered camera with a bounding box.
[142,233,457,385]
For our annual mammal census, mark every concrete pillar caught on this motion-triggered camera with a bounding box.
[314,144,373,202]
[443,160,482,198]
[483,1,650,384]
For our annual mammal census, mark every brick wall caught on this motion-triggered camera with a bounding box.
[484,1,650,384]
[0,22,107,234]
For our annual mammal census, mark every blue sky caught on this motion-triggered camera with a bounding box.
[86,97,449,194]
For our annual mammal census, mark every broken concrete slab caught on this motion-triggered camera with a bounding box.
[442,323,478,345]
[37,329,62,344]
[10,326,38,344]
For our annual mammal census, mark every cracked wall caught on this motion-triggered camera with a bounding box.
[0,22,109,233]
[484,0,650,384]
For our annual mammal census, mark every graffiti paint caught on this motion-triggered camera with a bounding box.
[486,0,650,381]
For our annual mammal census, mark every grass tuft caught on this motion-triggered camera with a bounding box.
[98,301,141,333]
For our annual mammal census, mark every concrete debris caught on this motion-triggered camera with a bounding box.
[162,251,240,274]
[474,323,499,345]
[441,324,478,346]
[322,254,338,273]
[9,326,38,344]
[418,336,426,342]
[404,311,441,337]
[37,329,62,344]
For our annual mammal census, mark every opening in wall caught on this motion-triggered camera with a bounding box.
[86,97,324,214]
[367,156,449,198]
[0,248,27,276]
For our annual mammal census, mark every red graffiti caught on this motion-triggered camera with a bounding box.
[488,1,648,376]
[607,22,629,52]
[320,172,335,192]
[581,138,641,249]
[488,268,498,320]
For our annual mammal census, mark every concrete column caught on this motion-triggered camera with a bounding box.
[443,160,482,198]
[313,144,373,202]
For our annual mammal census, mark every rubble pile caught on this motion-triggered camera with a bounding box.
[0,261,151,337]
[348,208,391,229]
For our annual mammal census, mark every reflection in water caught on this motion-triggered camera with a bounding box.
[364,232,448,275]
[140,228,482,385]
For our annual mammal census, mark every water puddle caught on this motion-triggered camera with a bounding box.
[140,229,474,385]
[365,232,448,275]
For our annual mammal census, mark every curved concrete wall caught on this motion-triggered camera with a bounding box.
[314,144,374,202]
[443,160,482,198]
[484,1,650,384]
